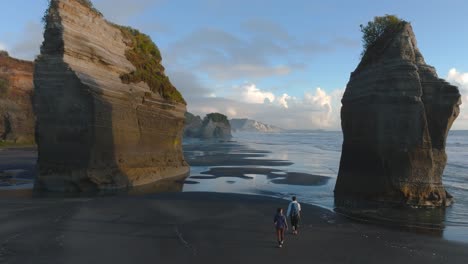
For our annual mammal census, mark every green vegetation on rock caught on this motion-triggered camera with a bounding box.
[185,112,201,124]
[203,113,229,125]
[360,15,407,56]
[118,26,186,105]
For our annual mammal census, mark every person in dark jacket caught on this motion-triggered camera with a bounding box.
[273,207,288,248]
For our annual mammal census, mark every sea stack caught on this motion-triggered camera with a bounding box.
[335,21,461,207]
[199,113,232,139]
[0,51,35,144]
[34,0,189,192]
[184,112,232,139]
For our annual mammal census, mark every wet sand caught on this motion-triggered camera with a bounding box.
[1,192,467,264]
[0,147,36,191]
[190,167,331,186]
[1,143,467,263]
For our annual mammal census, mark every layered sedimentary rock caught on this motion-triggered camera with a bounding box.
[34,0,188,191]
[0,51,35,144]
[335,23,461,207]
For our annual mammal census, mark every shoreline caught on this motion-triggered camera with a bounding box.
[1,192,467,263]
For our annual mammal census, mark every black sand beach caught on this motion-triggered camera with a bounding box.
[1,142,467,263]
[1,192,467,264]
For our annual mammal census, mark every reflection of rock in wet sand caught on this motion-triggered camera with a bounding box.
[191,167,331,186]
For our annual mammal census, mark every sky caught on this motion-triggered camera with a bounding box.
[0,0,467,130]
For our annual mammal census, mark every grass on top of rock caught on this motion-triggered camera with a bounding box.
[118,26,186,105]
[358,14,408,69]
[360,14,407,56]
[203,113,229,125]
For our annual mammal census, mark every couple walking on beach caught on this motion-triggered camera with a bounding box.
[273,196,301,248]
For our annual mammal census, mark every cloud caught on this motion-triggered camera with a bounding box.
[0,21,44,60]
[94,0,163,24]
[238,83,275,104]
[8,21,43,60]
[447,68,468,129]
[0,42,7,52]
[165,27,286,80]
[167,70,213,100]
[204,63,292,80]
[278,94,292,108]
[165,21,357,81]
[187,83,343,130]
[242,19,292,41]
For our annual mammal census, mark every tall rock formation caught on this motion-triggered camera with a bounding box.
[200,113,232,139]
[0,51,35,144]
[183,112,232,139]
[34,0,188,192]
[335,22,461,207]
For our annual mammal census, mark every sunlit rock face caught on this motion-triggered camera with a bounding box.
[0,52,34,144]
[335,23,461,207]
[34,0,188,192]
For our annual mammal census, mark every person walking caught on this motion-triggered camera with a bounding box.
[286,196,301,235]
[273,208,288,248]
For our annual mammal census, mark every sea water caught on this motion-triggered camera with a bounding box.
[183,130,468,243]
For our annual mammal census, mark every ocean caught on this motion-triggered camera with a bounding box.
[183,130,468,243]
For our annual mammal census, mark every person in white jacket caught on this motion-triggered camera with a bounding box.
[286,196,301,235]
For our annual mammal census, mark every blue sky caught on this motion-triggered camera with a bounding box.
[1,0,467,129]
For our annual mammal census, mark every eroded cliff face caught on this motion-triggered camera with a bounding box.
[335,23,461,207]
[0,52,34,144]
[34,0,188,192]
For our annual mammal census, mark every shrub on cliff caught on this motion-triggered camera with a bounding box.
[203,113,229,125]
[360,15,407,55]
[118,26,186,104]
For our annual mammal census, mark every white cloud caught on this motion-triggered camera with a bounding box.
[187,83,343,130]
[10,21,43,60]
[447,68,468,130]
[304,88,332,112]
[94,0,162,24]
[239,83,275,104]
[0,42,7,52]
[206,63,292,80]
[278,93,291,108]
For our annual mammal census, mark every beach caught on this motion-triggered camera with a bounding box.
[1,131,468,263]
[1,192,467,264]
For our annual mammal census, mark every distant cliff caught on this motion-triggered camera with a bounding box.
[184,112,232,139]
[34,0,188,192]
[184,112,202,137]
[0,51,34,145]
[230,118,283,133]
[335,20,461,207]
